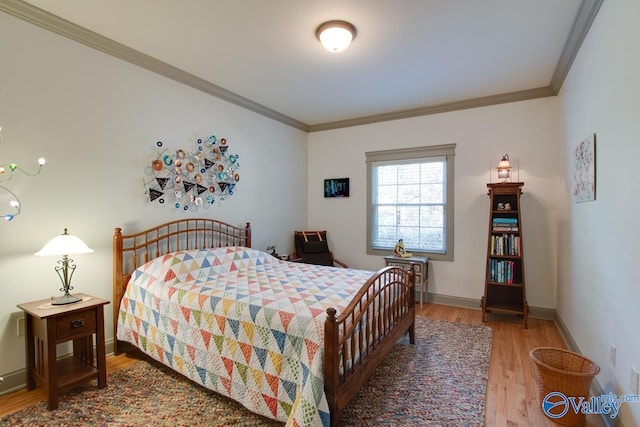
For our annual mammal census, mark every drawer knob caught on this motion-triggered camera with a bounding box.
[71,319,85,328]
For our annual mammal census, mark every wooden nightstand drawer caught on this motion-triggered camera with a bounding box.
[56,309,97,341]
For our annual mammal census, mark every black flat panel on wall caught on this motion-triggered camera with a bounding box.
[324,178,349,198]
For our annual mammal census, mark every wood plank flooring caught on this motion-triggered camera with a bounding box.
[419,304,605,427]
[0,304,605,426]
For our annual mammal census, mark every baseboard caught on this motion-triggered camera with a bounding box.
[427,292,556,320]
[428,292,481,309]
[554,313,579,352]
[0,339,116,396]
[0,368,26,396]
[555,314,619,427]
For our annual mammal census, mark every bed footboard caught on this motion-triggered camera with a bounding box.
[324,264,416,426]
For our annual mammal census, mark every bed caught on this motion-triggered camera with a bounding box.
[113,218,416,426]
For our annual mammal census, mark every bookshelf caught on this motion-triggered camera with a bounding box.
[481,182,529,328]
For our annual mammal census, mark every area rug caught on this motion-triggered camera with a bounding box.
[0,316,492,426]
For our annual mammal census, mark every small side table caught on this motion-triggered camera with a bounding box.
[384,255,429,308]
[17,293,109,410]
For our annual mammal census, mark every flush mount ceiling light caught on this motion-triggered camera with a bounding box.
[316,20,357,52]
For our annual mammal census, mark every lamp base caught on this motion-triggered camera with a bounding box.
[51,293,82,305]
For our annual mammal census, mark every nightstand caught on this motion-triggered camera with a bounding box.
[383,255,429,308]
[17,293,109,410]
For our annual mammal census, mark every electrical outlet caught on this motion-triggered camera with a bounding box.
[610,344,616,367]
[631,367,640,395]
[16,317,25,337]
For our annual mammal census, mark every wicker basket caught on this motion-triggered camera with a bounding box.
[530,347,600,427]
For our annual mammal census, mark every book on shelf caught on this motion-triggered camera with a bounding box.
[490,234,520,256]
[488,259,516,284]
[492,218,518,231]
[492,226,519,232]
[492,217,518,224]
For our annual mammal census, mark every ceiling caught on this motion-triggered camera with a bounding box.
[3,0,602,131]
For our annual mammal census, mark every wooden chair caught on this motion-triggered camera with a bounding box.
[293,230,348,268]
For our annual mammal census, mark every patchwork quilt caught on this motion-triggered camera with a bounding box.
[117,247,375,426]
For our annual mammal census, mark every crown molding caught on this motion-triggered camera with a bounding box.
[549,0,604,94]
[1,0,601,133]
[0,0,309,132]
[308,87,556,132]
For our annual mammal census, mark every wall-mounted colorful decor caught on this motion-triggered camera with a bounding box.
[144,134,240,211]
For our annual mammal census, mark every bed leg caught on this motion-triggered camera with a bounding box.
[324,307,340,426]
[407,264,417,345]
[409,320,416,345]
[330,408,340,427]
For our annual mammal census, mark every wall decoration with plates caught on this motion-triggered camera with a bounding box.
[144,135,240,211]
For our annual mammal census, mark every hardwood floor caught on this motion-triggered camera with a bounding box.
[417,304,605,427]
[0,351,142,419]
[0,304,605,426]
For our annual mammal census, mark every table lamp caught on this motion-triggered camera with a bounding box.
[35,228,94,305]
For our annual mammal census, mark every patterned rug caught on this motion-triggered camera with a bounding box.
[0,316,492,427]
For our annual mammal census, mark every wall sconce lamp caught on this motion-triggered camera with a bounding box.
[35,228,94,305]
[497,154,512,182]
[316,20,357,52]
[0,126,46,221]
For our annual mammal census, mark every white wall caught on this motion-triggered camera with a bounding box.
[558,0,640,424]
[0,11,308,376]
[308,98,564,310]
[3,4,638,425]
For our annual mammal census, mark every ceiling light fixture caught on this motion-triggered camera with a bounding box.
[316,20,357,53]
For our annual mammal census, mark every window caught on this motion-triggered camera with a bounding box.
[366,144,455,261]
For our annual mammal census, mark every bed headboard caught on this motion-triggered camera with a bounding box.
[112,218,251,353]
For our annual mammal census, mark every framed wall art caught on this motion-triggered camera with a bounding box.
[572,133,596,203]
[324,178,349,198]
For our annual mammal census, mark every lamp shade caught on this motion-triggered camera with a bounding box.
[497,154,511,170]
[35,228,94,256]
[496,154,512,181]
[316,20,357,52]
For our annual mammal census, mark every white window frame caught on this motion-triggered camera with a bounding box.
[366,144,455,261]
